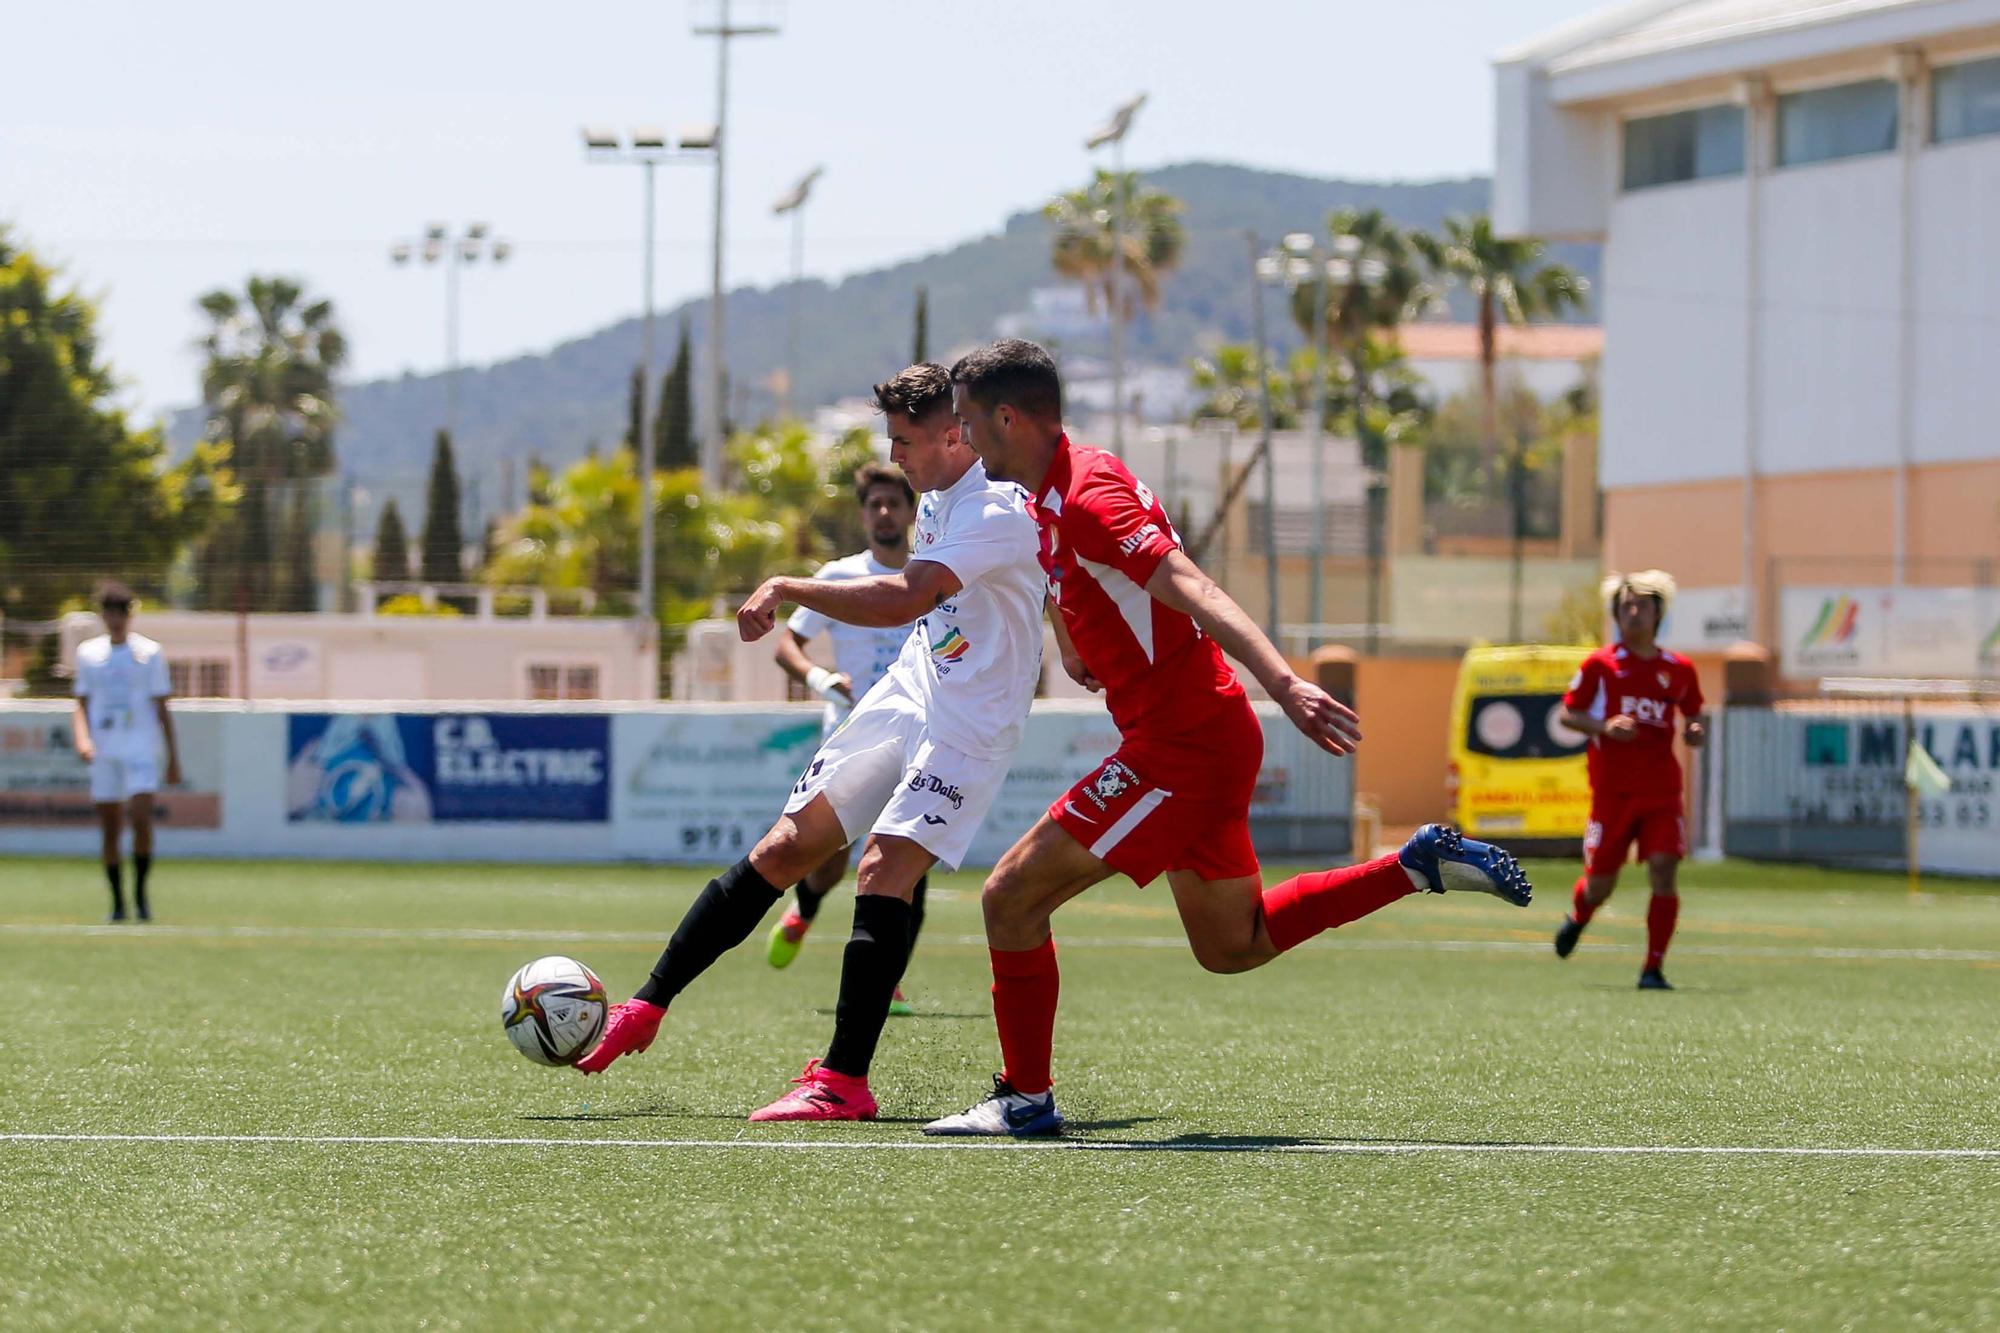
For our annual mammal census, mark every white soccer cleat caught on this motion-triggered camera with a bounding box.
[922,1075,1064,1137]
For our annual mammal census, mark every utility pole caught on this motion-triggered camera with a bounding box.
[693,0,781,488]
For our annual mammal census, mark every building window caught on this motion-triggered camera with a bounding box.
[1777,79,1898,167]
[1933,56,2000,144]
[168,658,232,698]
[1621,104,1745,190]
[527,663,600,701]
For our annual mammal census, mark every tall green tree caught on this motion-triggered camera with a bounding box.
[911,285,929,364]
[420,429,464,584]
[1414,214,1589,479]
[194,275,346,610]
[0,226,228,620]
[654,320,697,471]
[623,364,645,453]
[283,487,316,611]
[1045,170,1186,320]
[372,498,410,581]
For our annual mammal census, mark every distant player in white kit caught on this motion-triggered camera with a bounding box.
[71,583,181,922]
[766,461,928,1015]
[576,363,1047,1123]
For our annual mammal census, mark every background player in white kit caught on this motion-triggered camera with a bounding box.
[575,363,1047,1123]
[71,583,181,922]
[767,461,929,1016]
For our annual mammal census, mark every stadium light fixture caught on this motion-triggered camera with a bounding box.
[578,123,722,694]
[389,222,514,443]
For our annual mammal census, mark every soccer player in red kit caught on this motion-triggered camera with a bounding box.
[924,339,1535,1137]
[1552,572,1706,989]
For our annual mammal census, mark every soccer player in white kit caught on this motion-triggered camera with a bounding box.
[766,461,929,1015]
[577,364,1047,1123]
[71,583,182,922]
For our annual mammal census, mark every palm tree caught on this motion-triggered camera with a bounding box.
[195,277,346,609]
[1044,169,1186,320]
[1414,214,1589,479]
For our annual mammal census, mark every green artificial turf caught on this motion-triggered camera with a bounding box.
[2,854,1996,1329]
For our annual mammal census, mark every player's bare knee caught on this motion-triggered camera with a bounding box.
[1190,940,1259,975]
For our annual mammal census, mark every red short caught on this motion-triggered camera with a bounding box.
[1583,794,1686,875]
[1048,695,1265,887]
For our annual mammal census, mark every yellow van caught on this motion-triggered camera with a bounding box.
[1447,644,1594,841]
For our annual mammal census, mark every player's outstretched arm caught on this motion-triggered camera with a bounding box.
[738,562,962,641]
[1143,549,1361,756]
[773,628,852,703]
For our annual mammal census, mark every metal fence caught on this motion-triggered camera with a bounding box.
[1720,699,1998,876]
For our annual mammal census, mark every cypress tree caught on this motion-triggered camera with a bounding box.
[374,498,410,581]
[912,285,929,364]
[420,430,464,584]
[283,486,316,611]
[655,318,696,470]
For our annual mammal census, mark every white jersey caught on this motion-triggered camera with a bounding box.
[786,550,913,725]
[73,633,170,759]
[887,459,1046,761]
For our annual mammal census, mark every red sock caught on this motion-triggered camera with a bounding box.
[1261,853,1416,954]
[1645,895,1679,971]
[990,938,1059,1096]
[1571,877,1600,926]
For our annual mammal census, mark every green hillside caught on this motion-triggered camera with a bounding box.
[168,162,1598,520]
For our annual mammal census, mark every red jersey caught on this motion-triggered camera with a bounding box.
[1031,436,1244,737]
[1562,643,1705,800]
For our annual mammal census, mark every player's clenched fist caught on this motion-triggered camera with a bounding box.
[736,578,788,641]
[1280,676,1362,757]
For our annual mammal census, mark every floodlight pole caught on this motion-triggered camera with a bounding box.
[1086,94,1144,459]
[773,167,822,421]
[695,0,781,488]
[1248,232,1280,642]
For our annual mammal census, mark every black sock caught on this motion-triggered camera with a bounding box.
[822,894,914,1079]
[633,858,781,1007]
[907,873,928,955]
[105,862,125,916]
[793,878,830,922]
[134,855,151,911]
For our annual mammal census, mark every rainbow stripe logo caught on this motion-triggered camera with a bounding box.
[1801,595,1860,650]
[930,627,971,663]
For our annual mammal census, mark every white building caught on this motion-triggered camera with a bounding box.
[1497,0,2000,664]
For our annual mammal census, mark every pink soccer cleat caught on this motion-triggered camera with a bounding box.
[746,1059,878,1122]
[573,999,665,1075]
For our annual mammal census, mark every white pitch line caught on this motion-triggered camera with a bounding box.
[3,922,1999,966]
[1,1132,1997,1160]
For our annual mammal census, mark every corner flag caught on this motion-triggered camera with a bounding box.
[1906,742,1952,797]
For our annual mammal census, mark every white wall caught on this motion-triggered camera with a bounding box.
[0,700,1352,867]
[1601,175,1751,487]
[1756,155,1902,476]
[1913,133,2000,465]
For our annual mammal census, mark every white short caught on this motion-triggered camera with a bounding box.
[783,675,1008,871]
[89,754,159,803]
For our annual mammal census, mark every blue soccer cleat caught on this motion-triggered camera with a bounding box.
[1399,823,1534,907]
[922,1075,1063,1137]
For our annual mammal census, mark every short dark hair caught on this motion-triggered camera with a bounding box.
[96,580,134,611]
[950,339,1062,421]
[872,363,953,421]
[853,460,915,507]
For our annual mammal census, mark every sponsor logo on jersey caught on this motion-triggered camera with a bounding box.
[906,770,965,809]
[929,627,971,663]
[1118,524,1162,557]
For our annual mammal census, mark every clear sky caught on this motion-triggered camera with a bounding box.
[4,0,1597,420]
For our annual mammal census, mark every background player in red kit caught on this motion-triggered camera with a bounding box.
[1553,571,1706,989]
[924,339,1535,1137]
